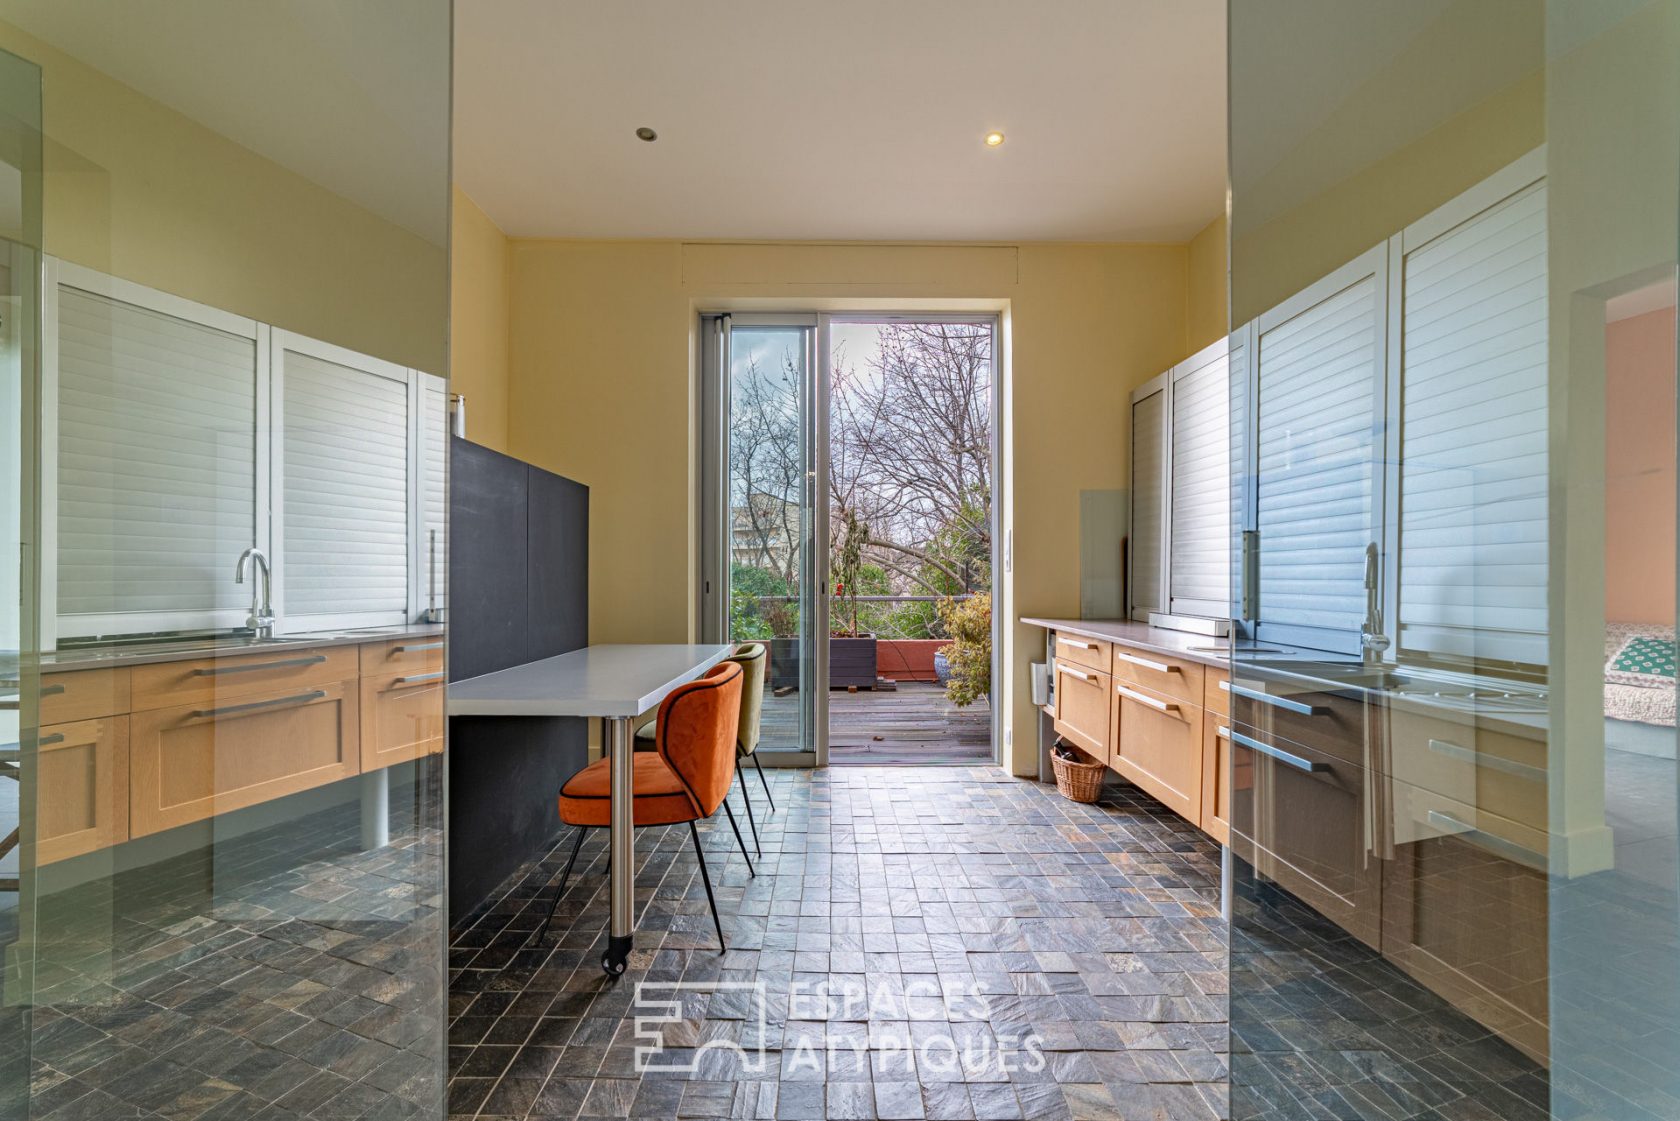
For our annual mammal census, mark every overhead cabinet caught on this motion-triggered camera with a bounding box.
[42,260,448,646]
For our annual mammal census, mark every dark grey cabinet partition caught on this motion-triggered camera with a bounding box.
[448,437,589,925]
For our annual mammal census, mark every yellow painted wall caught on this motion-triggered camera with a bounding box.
[505,238,1189,773]
[449,187,511,452]
[1186,213,1228,352]
[0,19,448,373]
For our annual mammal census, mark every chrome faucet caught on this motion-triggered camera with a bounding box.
[1360,541,1390,664]
[235,547,275,638]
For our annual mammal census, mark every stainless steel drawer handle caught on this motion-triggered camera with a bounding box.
[37,733,65,746]
[41,683,66,697]
[1221,726,1327,774]
[1221,679,1325,716]
[1116,684,1177,715]
[394,642,444,653]
[1426,739,1547,784]
[192,655,327,677]
[1115,651,1173,673]
[189,690,327,720]
[1425,810,1546,871]
[1059,666,1096,684]
[392,671,445,687]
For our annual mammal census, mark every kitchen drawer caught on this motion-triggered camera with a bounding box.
[1199,718,1243,845]
[361,667,446,770]
[1112,645,1203,709]
[1227,673,1371,768]
[1052,661,1111,759]
[1205,668,1229,718]
[1226,720,1382,947]
[1385,708,1546,831]
[1111,680,1202,821]
[130,645,358,711]
[360,635,445,677]
[1053,632,1111,674]
[36,717,129,863]
[1382,777,1549,1061]
[129,680,360,836]
[40,668,131,725]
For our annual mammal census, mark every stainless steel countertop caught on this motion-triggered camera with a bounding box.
[35,623,446,673]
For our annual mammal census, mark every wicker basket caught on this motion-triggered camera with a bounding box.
[1051,745,1106,803]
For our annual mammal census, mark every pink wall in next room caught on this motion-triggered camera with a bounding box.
[1606,305,1677,625]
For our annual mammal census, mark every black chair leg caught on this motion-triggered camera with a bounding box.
[720,801,755,877]
[530,827,587,946]
[689,820,725,952]
[750,751,775,812]
[736,773,762,859]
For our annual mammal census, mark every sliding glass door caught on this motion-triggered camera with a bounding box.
[703,315,825,762]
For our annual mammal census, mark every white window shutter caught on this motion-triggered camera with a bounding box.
[1130,387,1167,617]
[56,283,258,627]
[277,335,410,622]
[1254,248,1386,651]
[1169,341,1231,618]
[1398,172,1548,664]
[420,374,448,617]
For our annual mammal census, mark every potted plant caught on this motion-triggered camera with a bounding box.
[829,507,878,688]
[936,592,991,706]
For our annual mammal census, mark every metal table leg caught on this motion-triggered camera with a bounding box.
[603,715,634,976]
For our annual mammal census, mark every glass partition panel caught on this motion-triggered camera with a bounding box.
[1228,2,1680,1118]
[0,3,452,1116]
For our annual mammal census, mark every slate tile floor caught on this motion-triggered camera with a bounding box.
[17,770,446,1121]
[446,766,1230,1121]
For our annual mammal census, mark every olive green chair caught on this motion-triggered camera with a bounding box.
[636,642,770,855]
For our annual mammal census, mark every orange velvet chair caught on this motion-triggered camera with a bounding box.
[534,660,751,950]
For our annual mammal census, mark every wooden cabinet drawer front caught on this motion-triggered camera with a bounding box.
[37,717,129,863]
[1112,646,1203,708]
[361,669,445,770]
[131,645,358,710]
[359,636,445,677]
[40,668,131,725]
[1228,676,1369,768]
[1386,711,1546,831]
[1052,663,1111,757]
[1227,721,1381,947]
[129,681,359,836]
[1111,684,1202,821]
[1053,633,1111,673]
[1199,719,1235,845]
[1205,669,1230,717]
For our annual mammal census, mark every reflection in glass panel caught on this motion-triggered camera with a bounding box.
[0,3,451,1116]
[1228,2,1680,1119]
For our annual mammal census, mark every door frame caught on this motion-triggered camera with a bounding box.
[699,311,1004,767]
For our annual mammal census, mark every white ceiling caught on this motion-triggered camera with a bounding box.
[454,0,1227,242]
[1,0,451,244]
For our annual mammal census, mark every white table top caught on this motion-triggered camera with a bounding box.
[447,643,734,717]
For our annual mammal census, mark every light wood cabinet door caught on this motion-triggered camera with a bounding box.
[40,668,131,725]
[359,636,445,677]
[1110,680,1202,821]
[360,668,445,770]
[1112,647,1204,709]
[129,681,359,836]
[1052,633,1112,674]
[1052,662,1111,759]
[36,717,129,863]
[1199,718,1235,846]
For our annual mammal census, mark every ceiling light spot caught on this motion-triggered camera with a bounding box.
[984,131,1005,148]
[635,126,658,142]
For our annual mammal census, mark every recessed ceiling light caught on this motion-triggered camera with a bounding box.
[635,127,658,142]
[983,131,1005,148]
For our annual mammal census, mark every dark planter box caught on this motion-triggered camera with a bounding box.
[767,636,879,689]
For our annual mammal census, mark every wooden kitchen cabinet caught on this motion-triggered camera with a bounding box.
[129,679,360,836]
[1053,661,1111,759]
[40,667,131,726]
[35,716,129,863]
[1110,678,1202,821]
[1111,647,1204,709]
[361,668,445,770]
[1053,633,1111,674]
[130,645,359,710]
[1199,718,1235,845]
